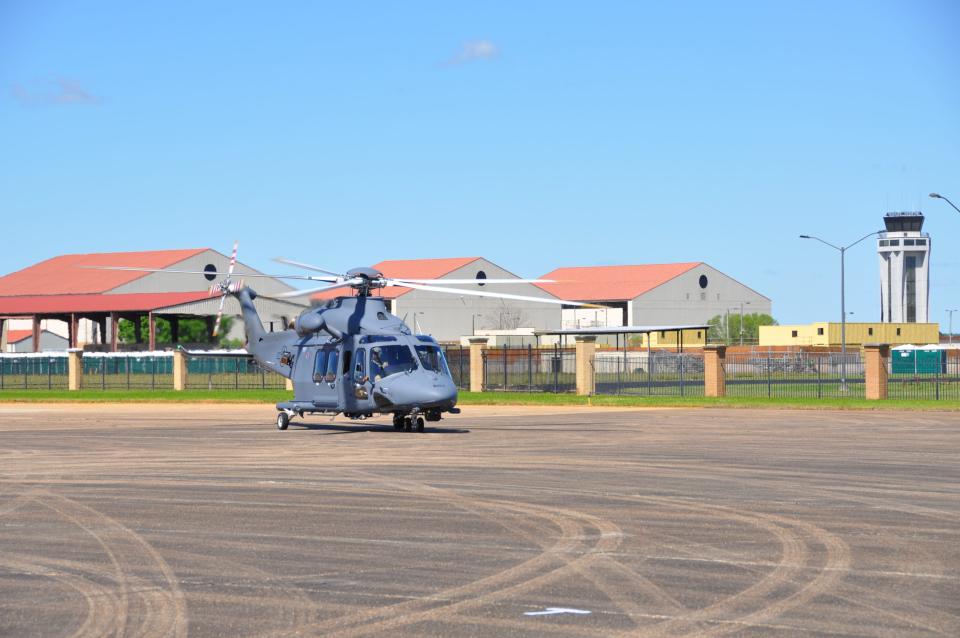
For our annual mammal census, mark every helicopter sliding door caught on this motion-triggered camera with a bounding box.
[299,343,340,409]
[346,346,375,413]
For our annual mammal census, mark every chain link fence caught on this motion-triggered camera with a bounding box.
[0,354,69,389]
[593,351,705,396]
[185,354,287,390]
[442,345,471,390]
[725,351,865,398]
[482,345,576,393]
[80,352,172,389]
[888,354,960,400]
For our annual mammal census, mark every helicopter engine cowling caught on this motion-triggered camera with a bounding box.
[294,312,323,336]
[294,309,343,339]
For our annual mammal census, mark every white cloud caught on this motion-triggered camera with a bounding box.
[446,40,499,66]
[11,78,99,106]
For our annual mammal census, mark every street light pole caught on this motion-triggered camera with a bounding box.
[739,300,751,346]
[930,193,960,216]
[800,229,883,390]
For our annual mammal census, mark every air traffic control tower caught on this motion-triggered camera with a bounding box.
[878,212,930,323]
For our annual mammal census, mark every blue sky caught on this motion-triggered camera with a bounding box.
[2,1,958,325]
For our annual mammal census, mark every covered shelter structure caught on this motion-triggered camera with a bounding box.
[0,248,307,351]
[533,324,711,352]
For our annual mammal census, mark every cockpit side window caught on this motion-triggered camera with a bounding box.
[369,345,418,380]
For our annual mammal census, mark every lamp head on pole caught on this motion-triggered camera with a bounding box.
[799,235,811,239]
[929,193,942,199]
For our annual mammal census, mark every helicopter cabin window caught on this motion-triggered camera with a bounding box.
[354,348,366,383]
[415,345,450,376]
[324,349,339,383]
[369,345,418,380]
[313,350,328,383]
[377,312,388,321]
[341,349,352,376]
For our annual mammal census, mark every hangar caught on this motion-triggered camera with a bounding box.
[536,262,771,331]
[0,248,307,352]
[312,257,562,343]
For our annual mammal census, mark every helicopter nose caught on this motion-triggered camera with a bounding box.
[417,373,457,405]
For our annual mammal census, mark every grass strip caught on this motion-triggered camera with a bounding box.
[0,389,957,411]
[0,390,289,403]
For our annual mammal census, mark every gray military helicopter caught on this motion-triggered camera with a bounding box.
[93,244,595,432]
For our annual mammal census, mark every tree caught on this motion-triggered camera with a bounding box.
[118,316,235,347]
[707,313,777,344]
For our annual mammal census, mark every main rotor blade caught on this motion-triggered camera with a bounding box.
[391,278,554,285]
[385,280,602,307]
[272,258,343,277]
[272,279,360,299]
[80,266,337,282]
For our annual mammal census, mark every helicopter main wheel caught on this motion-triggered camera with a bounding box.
[277,412,290,431]
[404,417,413,432]
[416,416,425,433]
[393,414,404,431]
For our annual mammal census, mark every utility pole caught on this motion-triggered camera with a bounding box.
[800,229,883,391]
[948,309,958,345]
[739,300,752,345]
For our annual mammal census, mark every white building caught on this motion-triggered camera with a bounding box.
[878,212,931,323]
[536,262,771,328]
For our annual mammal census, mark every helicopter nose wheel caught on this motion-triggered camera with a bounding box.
[277,412,290,431]
[416,416,425,433]
[393,414,404,431]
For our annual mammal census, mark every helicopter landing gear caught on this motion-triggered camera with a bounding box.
[392,413,424,432]
[277,411,290,431]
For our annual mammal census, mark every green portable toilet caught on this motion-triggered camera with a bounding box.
[892,346,946,374]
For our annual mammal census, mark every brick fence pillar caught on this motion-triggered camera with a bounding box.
[67,349,83,391]
[575,335,597,396]
[864,343,890,400]
[704,345,727,397]
[468,337,489,393]
[172,350,188,391]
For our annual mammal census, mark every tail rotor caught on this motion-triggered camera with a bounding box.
[212,241,243,338]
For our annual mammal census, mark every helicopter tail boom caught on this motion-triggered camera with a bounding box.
[236,286,267,345]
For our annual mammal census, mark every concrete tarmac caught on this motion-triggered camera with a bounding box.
[0,403,957,637]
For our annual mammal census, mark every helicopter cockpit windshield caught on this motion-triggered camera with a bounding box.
[370,345,418,380]
[415,345,450,376]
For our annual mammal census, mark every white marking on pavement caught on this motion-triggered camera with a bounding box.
[525,607,592,617]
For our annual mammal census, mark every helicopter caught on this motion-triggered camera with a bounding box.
[91,244,596,432]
